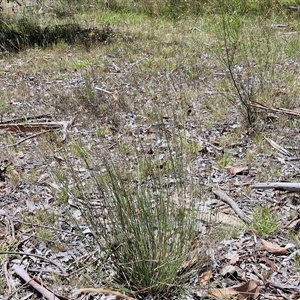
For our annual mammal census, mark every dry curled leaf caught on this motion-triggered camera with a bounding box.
[209,280,259,299]
[224,165,249,175]
[199,269,212,286]
[261,239,288,255]
[259,256,278,272]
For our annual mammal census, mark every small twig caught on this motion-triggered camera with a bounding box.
[14,219,78,235]
[95,86,114,95]
[94,87,118,100]
[4,130,54,148]
[283,214,300,229]
[264,136,291,156]
[0,251,67,276]
[0,114,52,124]
[13,265,60,300]
[250,101,300,118]
[0,122,62,132]
[282,5,300,11]
[212,189,251,224]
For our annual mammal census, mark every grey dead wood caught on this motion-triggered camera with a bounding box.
[252,182,300,192]
[0,114,52,124]
[12,265,60,300]
[212,189,251,224]
[0,114,78,143]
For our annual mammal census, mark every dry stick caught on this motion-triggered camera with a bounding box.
[212,189,251,224]
[94,86,118,100]
[0,251,67,276]
[0,122,62,131]
[249,100,300,117]
[0,114,53,124]
[264,136,291,156]
[4,130,54,148]
[252,182,300,192]
[12,265,60,300]
[14,219,78,235]
[283,214,300,229]
[2,115,77,146]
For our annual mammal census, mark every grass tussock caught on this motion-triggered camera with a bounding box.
[53,136,202,298]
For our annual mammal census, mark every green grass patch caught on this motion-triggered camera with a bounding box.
[251,205,278,236]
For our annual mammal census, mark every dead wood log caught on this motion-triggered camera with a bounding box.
[252,182,300,192]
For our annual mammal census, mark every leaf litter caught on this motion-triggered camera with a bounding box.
[0,10,300,300]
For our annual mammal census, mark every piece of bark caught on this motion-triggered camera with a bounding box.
[212,189,251,224]
[13,265,61,300]
[252,182,300,192]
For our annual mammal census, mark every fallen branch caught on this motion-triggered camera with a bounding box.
[0,114,52,124]
[13,265,61,300]
[252,182,300,192]
[250,101,300,118]
[212,189,251,224]
[0,114,78,142]
[0,122,61,132]
[4,130,53,148]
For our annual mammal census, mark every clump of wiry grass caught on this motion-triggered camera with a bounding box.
[53,134,202,299]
